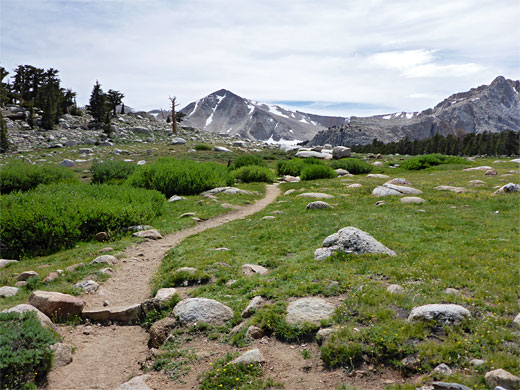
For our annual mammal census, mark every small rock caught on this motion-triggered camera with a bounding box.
[297,192,334,199]
[168,195,185,202]
[230,349,265,364]
[149,317,177,347]
[29,290,85,320]
[17,270,39,281]
[261,216,275,220]
[94,232,109,241]
[82,304,142,324]
[246,325,264,340]
[316,327,336,345]
[242,296,265,318]
[400,196,425,204]
[286,297,335,325]
[115,375,151,390]
[463,166,492,171]
[15,281,27,287]
[132,229,163,240]
[375,200,386,206]
[435,186,467,193]
[90,255,117,265]
[493,183,520,195]
[171,137,187,145]
[0,286,19,298]
[50,343,73,367]
[176,267,198,274]
[407,304,471,325]
[485,369,520,389]
[366,174,390,179]
[386,178,411,185]
[433,363,453,375]
[284,189,296,196]
[1,304,56,329]
[372,183,422,197]
[347,183,362,188]
[43,272,59,283]
[306,201,332,210]
[335,168,349,176]
[213,146,231,152]
[75,280,99,293]
[59,159,74,167]
[98,267,114,275]
[173,298,233,326]
[431,383,471,390]
[387,284,404,294]
[513,313,520,328]
[153,288,177,305]
[470,359,486,366]
[0,259,18,268]
[66,263,84,272]
[180,212,196,218]
[332,146,351,159]
[242,264,269,275]
[485,169,497,176]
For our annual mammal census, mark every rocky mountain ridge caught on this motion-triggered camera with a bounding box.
[179,89,347,142]
[307,76,520,146]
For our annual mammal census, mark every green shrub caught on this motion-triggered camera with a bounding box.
[90,160,137,184]
[229,155,266,170]
[194,144,212,151]
[0,311,58,390]
[403,154,467,170]
[276,158,324,177]
[0,161,79,194]
[126,158,234,197]
[300,164,338,181]
[330,158,373,174]
[232,166,275,183]
[0,184,164,258]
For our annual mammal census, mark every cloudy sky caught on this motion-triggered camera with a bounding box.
[1,0,519,116]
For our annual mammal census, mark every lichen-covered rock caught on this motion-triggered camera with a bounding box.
[485,368,520,389]
[306,201,332,210]
[173,298,233,326]
[230,349,265,364]
[286,297,335,325]
[408,304,470,325]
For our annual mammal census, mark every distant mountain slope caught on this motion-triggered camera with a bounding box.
[307,76,520,146]
[179,89,347,141]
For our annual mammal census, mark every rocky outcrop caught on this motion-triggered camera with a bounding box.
[307,76,520,146]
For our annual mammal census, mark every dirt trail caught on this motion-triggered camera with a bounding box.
[47,185,280,390]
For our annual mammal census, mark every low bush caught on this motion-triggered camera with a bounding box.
[229,155,266,170]
[126,158,234,197]
[330,158,373,174]
[0,311,58,389]
[0,184,164,258]
[300,164,338,181]
[403,154,467,170]
[276,158,324,177]
[0,161,79,194]
[232,166,275,183]
[194,144,212,151]
[90,160,137,184]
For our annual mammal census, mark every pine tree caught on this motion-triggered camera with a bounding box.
[88,81,107,125]
[106,89,124,115]
[0,112,9,153]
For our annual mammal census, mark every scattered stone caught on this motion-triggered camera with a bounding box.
[372,161,383,167]
[246,325,264,339]
[463,166,493,171]
[0,286,19,298]
[372,183,422,197]
[470,359,486,366]
[242,296,265,318]
[214,247,230,251]
[149,317,177,347]
[242,264,269,275]
[50,343,73,367]
[387,284,404,294]
[493,183,520,195]
[511,158,520,164]
[297,192,334,199]
[262,216,275,220]
[485,169,497,176]
[132,229,163,240]
[94,232,109,241]
[347,183,362,188]
[407,304,470,325]
[0,259,18,268]
[284,189,296,196]
[286,297,335,325]
[42,271,59,283]
[82,304,142,324]
[366,174,390,179]
[513,313,520,328]
[176,267,198,274]
[153,288,177,305]
[444,288,462,296]
[90,255,117,265]
[75,280,99,293]
[115,375,151,390]
[306,201,332,210]
[484,369,520,389]
[230,349,265,365]
[433,363,453,375]
[375,200,386,206]
[29,290,85,319]
[136,160,146,166]
[170,137,187,145]
[15,281,27,287]
[173,298,233,326]
[386,178,411,185]
[98,267,114,275]
[168,195,185,202]
[214,146,231,152]
[59,159,74,167]
[180,212,196,218]
[17,270,39,281]
[1,304,56,329]
[335,168,350,176]
[435,186,468,193]
[401,355,420,370]
[332,146,351,159]
[314,226,396,260]
[431,382,470,390]
[283,175,300,183]
[99,247,114,253]
[201,187,254,195]
[296,150,332,160]
[316,327,336,345]
[469,180,486,186]
[66,263,84,272]
[400,196,425,204]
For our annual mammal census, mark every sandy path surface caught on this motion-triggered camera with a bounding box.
[47,185,280,390]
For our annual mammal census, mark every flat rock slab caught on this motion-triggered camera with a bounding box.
[295,150,332,160]
[372,183,422,197]
[463,166,492,171]
[347,183,362,188]
[1,304,56,330]
[314,226,396,260]
[386,178,411,185]
[297,192,334,199]
[366,174,390,179]
[90,255,117,265]
[435,186,468,193]
[400,196,425,204]
[132,229,163,240]
[173,298,233,326]
[75,280,99,293]
[230,349,266,364]
[242,264,269,275]
[168,195,185,202]
[493,183,520,194]
[408,304,470,325]
[286,297,335,325]
[0,286,19,297]
[115,375,151,390]
[306,201,332,210]
[0,259,18,268]
[432,382,471,390]
[82,304,142,324]
[29,290,85,320]
[201,187,254,195]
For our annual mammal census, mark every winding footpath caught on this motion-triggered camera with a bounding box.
[47,184,280,390]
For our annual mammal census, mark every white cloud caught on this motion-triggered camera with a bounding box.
[1,0,519,115]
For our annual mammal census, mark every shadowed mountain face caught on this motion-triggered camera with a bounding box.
[179,89,347,142]
[307,76,520,146]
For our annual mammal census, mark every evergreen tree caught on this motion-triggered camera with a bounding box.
[0,112,9,153]
[121,103,125,114]
[38,69,61,130]
[88,81,106,125]
[106,89,124,115]
[0,67,10,105]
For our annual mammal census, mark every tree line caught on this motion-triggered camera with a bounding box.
[352,131,519,156]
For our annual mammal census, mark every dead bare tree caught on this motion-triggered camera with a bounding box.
[169,96,178,135]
